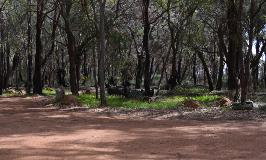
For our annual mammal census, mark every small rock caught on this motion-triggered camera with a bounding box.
[55,87,65,102]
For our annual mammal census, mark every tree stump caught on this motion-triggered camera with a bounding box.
[55,87,65,102]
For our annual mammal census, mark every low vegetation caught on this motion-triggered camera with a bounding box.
[77,93,220,110]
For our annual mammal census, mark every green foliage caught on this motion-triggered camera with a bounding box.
[43,88,56,96]
[77,94,100,107]
[78,93,219,109]
[192,95,219,103]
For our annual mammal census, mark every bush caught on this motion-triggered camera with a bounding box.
[3,88,24,96]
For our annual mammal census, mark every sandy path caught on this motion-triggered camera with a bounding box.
[0,97,266,160]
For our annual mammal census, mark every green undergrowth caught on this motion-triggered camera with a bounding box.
[77,94,220,109]
[1,89,25,97]
[43,87,56,96]
[42,87,72,96]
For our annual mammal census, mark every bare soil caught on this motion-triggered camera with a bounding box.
[1,97,266,160]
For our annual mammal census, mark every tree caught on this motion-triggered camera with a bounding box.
[26,0,33,94]
[142,0,152,96]
[59,0,79,95]
[98,0,107,105]
[33,0,46,94]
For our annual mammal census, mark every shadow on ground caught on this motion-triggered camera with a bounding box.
[0,97,266,160]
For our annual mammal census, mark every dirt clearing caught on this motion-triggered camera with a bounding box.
[0,97,266,160]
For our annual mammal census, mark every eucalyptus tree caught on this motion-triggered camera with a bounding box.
[33,0,47,94]
[26,0,33,94]
[0,1,4,95]
[98,0,107,105]
[58,0,79,95]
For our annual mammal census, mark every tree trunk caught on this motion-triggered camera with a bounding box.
[135,53,143,89]
[226,0,244,101]
[240,0,249,103]
[93,45,99,99]
[142,0,151,96]
[252,65,259,91]
[33,0,45,94]
[76,53,81,90]
[227,0,240,92]
[264,54,266,88]
[197,51,214,91]
[82,52,88,85]
[42,5,59,66]
[3,41,10,89]
[61,0,79,95]
[216,53,224,90]
[177,52,182,85]
[0,8,3,95]
[167,0,178,89]
[0,46,3,95]
[192,53,197,86]
[98,0,107,105]
[211,46,218,87]
[216,25,226,91]
[156,46,171,95]
[66,28,78,95]
[26,0,32,94]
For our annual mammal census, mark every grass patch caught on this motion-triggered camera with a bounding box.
[78,94,220,110]
[43,87,56,96]
[192,95,220,103]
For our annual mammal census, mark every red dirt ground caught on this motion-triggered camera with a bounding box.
[0,97,266,160]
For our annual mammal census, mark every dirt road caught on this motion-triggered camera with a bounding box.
[0,97,266,160]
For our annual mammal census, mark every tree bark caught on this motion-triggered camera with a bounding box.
[226,0,244,101]
[216,53,224,90]
[167,0,178,89]
[197,51,214,91]
[226,0,240,92]
[33,0,45,94]
[0,8,3,95]
[216,24,226,90]
[264,54,266,88]
[93,45,99,99]
[26,0,32,94]
[240,0,249,103]
[192,53,197,86]
[0,46,3,95]
[142,0,152,96]
[3,41,10,89]
[98,0,107,105]
[135,54,143,89]
[60,0,79,95]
